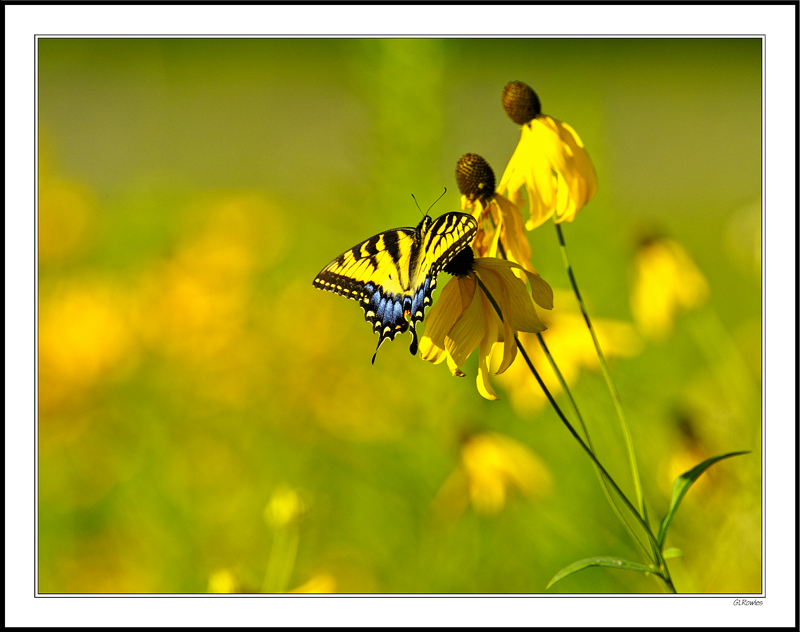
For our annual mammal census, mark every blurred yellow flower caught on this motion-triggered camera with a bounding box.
[264,487,307,528]
[497,81,597,230]
[208,569,239,594]
[630,236,709,340]
[418,253,553,400]
[433,432,552,521]
[455,153,537,275]
[290,573,337,593]
[38,279,139,414]
[497,290,642,414]
[207,568,336,594]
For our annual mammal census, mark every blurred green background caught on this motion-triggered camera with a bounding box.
[37,38,761,594]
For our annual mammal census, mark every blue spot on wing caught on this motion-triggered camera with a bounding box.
[410,275,434,322]
[410,286,424,317]
[376,297,388,321]
[392,300,403,323]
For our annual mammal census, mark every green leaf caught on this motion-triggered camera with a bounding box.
[546,556,658,589]
[663,547,684,559]
[657,451,749,548]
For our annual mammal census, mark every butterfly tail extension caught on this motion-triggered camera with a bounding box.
[408,323,419,356]
[371,338,385,365]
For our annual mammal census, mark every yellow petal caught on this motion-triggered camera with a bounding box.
[444,277,484,370]
[420,275,468,350]
[476,326,501,401]
[499,124,560,230]
[477,263,546,334]
[445,350,467,377]
[476,257,554,310]
[418,335,447,364]
[555,119,598,216]
[494,311,518,376]
[523,270,554,310]
[469,265,518,374]
[494,194,536,274]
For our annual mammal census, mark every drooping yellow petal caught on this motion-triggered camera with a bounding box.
[476,257,554,310]
[494,194,536,275]
[417,335,446,364]
[499,115,597,229]
[445,351,467,377]
[499,125,557,231]
[476,262,546,335]
[525,271,554,310]
[444,276,484,370]
[494,307,518,376]
[553,119,598,222]
[476,310,501,401]
[524,123,563,208]
[421,274,469,351]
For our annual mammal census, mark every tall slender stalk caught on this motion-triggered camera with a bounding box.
[491,223,648,556]
[535,333,649,557]
[262,524,299,593]
[555,223,647,524]
[474,274,675,592]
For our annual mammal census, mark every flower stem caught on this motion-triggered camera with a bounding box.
[492,223,650,557]
[262,525,299,593]
[555,223,648,524]
[535,333,650,557]
[475,275,674,591]
[514,336,675,592]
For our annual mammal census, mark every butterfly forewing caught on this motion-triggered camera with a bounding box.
[408,212,478,326]
[313,227,417,300]
[313,212,477,361]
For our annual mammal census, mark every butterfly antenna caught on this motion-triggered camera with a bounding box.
[411,193,424,218]
[428,187,447,215]
[411,188,447,219]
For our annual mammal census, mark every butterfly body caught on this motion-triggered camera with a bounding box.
[313,212,478,362]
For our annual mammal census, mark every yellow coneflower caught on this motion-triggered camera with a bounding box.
[456,153,537,275]
[497,81,598,230]
[418,248,553,400]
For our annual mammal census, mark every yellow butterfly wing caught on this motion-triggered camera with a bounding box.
[313,212,477,362]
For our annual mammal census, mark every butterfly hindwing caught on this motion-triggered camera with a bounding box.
[313,212,478,362]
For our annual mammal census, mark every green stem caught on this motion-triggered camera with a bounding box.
[515,336,674,593]
[474,274,675,592]
[535,333,650,558]
[262,526,299,593]
[491,224,649,556]
[555,223,647,524]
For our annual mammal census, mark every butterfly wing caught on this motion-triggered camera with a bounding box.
[313,226,418,353]
[313,212,478,362]
[404,212,478,351]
